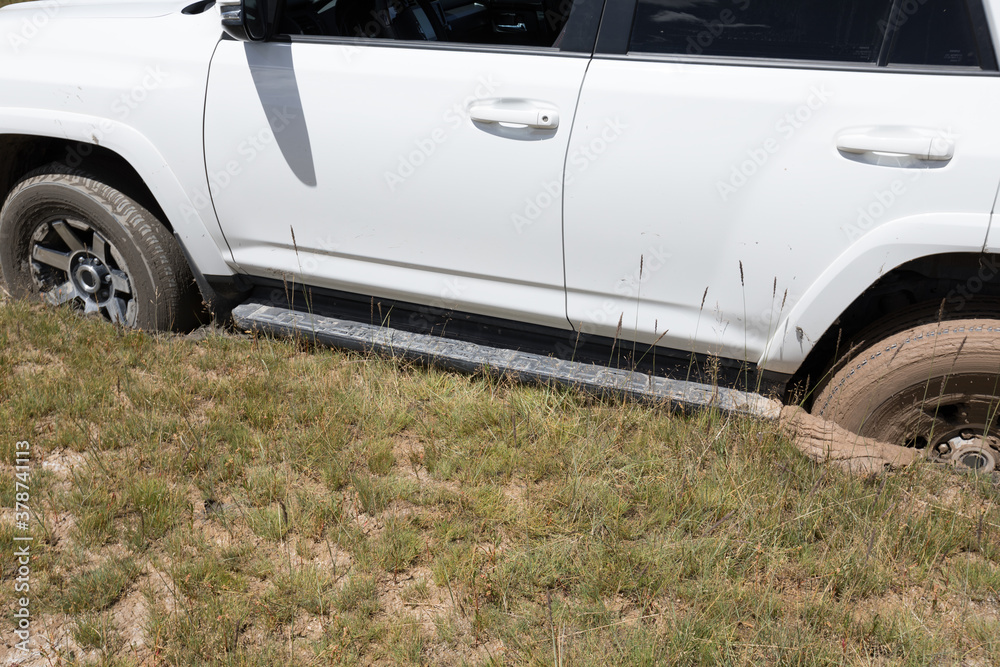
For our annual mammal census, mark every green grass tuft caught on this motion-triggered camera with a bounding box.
[60,557,141,613]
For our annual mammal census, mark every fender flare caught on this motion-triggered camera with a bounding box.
[0,107,236,278]
[759,211,991,375]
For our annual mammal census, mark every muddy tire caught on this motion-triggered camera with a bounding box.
[812,319,1000,471]
[0,167,199,331]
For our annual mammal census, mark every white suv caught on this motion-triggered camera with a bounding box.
[2,0,999,467]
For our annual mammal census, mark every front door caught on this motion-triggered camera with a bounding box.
[205,0,600,328]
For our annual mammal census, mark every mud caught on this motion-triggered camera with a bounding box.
[778,406,920,474]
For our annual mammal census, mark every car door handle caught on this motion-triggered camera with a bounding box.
[836,130,954,161]
[469,103,559,129]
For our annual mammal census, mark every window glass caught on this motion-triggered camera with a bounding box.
[278,0,575,48]
[888,0,979,67]
[630,0,893,63]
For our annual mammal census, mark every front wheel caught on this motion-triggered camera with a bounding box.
[811,319,1000,472]
[0,168,199,331]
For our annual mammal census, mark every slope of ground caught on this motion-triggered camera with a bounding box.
[1,300,999,666]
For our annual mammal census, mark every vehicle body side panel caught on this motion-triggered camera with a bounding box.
[0,0,184,19]
[984,0,1000,252]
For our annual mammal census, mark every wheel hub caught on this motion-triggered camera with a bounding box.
[71,255,111,298]
[936,433,1000,473]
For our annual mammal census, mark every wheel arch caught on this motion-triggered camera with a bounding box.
[0,134,170,231]
[0,129,250,317]
[785,252,1000,406]
[0,116,235,277]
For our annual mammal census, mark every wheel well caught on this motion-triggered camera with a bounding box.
[788,252,1000,406]
[0,135,171,231]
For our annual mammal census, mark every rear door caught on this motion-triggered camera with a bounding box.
[563,0,1000,373]
[205,0,601,329]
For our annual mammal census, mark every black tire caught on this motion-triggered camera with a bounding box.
[0,166,199,331]
[812,319,1000,471]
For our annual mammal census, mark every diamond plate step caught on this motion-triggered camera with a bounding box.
[232,301,782,419]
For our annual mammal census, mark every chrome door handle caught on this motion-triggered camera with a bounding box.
[836,130,954,161]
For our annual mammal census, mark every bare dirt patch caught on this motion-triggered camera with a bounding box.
[393,435,426,482]
[40,449,87,478]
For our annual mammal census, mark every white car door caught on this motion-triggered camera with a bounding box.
[563,0,1000,375]
[204,0,600,329]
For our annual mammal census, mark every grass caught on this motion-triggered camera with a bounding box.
[60,557,143,613]
[2,298,1000,665]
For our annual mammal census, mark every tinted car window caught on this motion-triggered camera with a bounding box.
[278,0,579,49]
[888,0,980,67]
[630,0,893,63]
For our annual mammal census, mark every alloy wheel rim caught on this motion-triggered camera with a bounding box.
[28,217,136,325]
[858,374,1000,470]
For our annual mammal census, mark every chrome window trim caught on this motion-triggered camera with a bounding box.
[604,51,1000,77]
[282,33,593,56]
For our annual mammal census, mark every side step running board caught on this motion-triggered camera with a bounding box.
[232,302,782,420]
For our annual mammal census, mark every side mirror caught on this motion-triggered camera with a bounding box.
[219,0,272,41]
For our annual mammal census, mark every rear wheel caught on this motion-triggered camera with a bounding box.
[0,167,199,331]
[811,319,1000,472]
